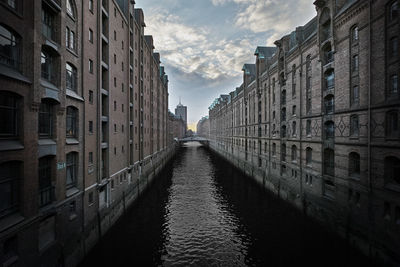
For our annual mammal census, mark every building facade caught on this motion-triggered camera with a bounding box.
[175,101,187,131]
[168,111,186,140]
[209,0,400,264]
[196,116,210,139]
[0,0,172,266]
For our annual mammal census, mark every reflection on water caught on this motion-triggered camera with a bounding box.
[81,142,371,266]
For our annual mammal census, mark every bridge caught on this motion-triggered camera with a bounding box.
[178,136,209,146]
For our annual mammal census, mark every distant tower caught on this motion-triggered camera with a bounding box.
[175,99,187,131]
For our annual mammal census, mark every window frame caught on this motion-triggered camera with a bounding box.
[0,161,20,218]
[66,152,78,189]
[66,106,78,138]
[0,24,20,70]
[0,91,19,139]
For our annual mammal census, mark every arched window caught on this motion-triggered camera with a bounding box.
[306,147,312,166]
[0,91,20,138]
[39,99,54,138]
[281,144,286,162]
[350,115,359,136]
[384,156,400,185]
[291,145,297,162]
[322,42,333,65]
[386,110,399,138]
[66,106,78,138]
[292,121,296,136]
[349,152,360,178]
[324,148,334,176]
[324,121,335,140]
[41,49,54,83]
[281,107,286,122]
[320,8,331,42]
[351,26,359,43]
[292,64,296,96]
[66,63,77,92]
[0,24,20,70]
[281,125,287,138]
[39,156,55,207]
[324,69,335,90]
[306,120,312,136]
[324,94,334,114]
[390,1,398,21]
[66,0,76,18]
[0,161,21,218]
[66,152,78,189]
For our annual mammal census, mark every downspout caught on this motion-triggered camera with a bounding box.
[367,0,373,258]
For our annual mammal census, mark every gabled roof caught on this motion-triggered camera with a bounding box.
[254,46,276,59]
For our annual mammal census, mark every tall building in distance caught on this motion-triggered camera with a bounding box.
[208,0,400,264]
[175,100,187,132]
[0,0,173,266]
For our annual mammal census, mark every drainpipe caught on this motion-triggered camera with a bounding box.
[81,0,86,257]
[367,0,373,258]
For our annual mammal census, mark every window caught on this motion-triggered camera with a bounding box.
[292,121,296,136]
[3,0,16,10]
[114,77,116,87]
[291,145,297,162]
[66,152,77,189]
[352,55,359,72]
[281,144,286,162]
[39,156,54,207]
[0,91,19,138]
[88,192,94,205]
[390,1,398,21]
[386,110,399,138]
[0,25,20,70]
[306,120,311,136]
[324,121,334,140]
[114,101,116,111]
[89,0,93,12]
[320,8,331,41]
[306,55,312,113]
[384,156,400,185]
[272,143,276,156]
[389,74,398,98]
[292,65,296,96]
[89,90,93,104]
[322,43,333,65]
[114,124,117,132]
[66,63,77,92]
[66,27,75,51]
[39,101,53,138]
[0,161,20,218]
[281,90,286,105]
[306,147,312,166]
[292,105,296,116]
[350,115,359,136]
[281,125,286,138]
[324,148,334,176]
[114,30,116,41]
[89,121,93,134]
[66,0,75,18]
[390,37,398,57]
[41,50,54,83]
[351,85,359,106]
[66,106,78,138]
[352,26,359,42]
[89,59,93,73]
[42,7,55,41]
[89,29,93,43]
[324,69,335,90]
[349,152,360,178]
[281,107,286,121]
[89,152,93,164]
[324,95,334,114]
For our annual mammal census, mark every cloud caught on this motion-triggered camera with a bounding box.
[234,0,315,38]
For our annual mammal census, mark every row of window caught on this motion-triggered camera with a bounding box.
[0,152,78,217]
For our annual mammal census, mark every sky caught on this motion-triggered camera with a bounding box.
[136,0,316,131]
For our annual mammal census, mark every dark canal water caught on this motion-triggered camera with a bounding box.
[81,142,372,266]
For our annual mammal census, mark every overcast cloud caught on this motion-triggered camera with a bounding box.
[137,0,315,130]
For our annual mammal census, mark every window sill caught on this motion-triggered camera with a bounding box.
[66,89,84,102]
[0,64,31,84]
[66,138,79,145]
[0,213,24,233]
[66,187,79,198]
[0,139,24,151]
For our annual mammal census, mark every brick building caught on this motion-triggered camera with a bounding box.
[209,0,399,264]
[196,116,210,139]
[0,0,172,266]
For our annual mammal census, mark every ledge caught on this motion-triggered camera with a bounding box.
[0,65,31,84]
[0,140,24,151]
[66,187,80,198]
[66,89,84,102]
[66,138,79,145]
[0,213,24,233]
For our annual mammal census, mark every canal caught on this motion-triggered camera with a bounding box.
[81,142,372,266]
